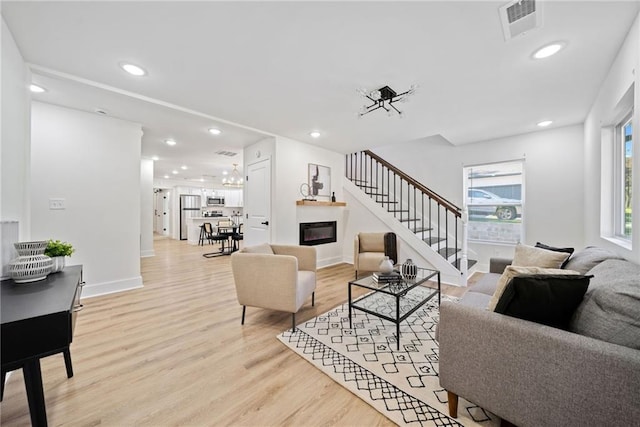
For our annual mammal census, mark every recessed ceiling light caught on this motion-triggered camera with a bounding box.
[537,120,553,127]
[120,62,147,76]
[172,170,178,175]
[532,43,565,59]
[181,165,188,170]
[222,170,228,175]
[310,131,321,138]
[151,156,159,161]
[30,84,46,93]
[208,128,222,135]
[164,175,169,179]
[165,139,177,146]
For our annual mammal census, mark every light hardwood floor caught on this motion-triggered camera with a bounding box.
[1,237,469,426]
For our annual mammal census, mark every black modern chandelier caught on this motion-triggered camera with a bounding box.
[357,84,417,117]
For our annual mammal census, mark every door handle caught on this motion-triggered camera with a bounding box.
[261,221,269,226]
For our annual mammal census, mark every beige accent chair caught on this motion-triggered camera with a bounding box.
[354,232,399,279]
[230,243,317,331]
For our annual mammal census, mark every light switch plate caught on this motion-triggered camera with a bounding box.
[49,198,66,210]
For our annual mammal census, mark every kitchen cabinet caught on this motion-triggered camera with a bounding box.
[223,189,243,207]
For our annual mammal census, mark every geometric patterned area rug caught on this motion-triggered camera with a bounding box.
[277,289,499,426]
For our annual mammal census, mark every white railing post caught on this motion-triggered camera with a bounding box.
[461,207,469,285]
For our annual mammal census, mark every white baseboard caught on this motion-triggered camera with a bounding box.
[82,276,143,299]
[317,256,344,268]
[140,249,156,258]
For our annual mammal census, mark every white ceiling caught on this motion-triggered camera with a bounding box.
[3,1,639,182]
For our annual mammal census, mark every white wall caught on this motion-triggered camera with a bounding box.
[140,158,154,257]
[371,124,586,270]
[584,12,639,263]
[273,137,345,266]
[30,102,144,297]
[1,17,31,238]
[243,136,345,266]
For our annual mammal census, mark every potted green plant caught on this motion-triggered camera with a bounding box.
[45,239,75,273]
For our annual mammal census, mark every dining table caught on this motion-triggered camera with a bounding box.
[202,224,239,258]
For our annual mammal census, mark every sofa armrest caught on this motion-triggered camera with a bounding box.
[231,252,299,312]
[489,257,512,274]
[270,245,317,272]
[438,301,640,427]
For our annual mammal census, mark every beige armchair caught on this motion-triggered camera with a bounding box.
[230,243,317,331]
[354,232,399,279]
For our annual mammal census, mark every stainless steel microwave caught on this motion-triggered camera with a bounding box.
[207,196,225,206]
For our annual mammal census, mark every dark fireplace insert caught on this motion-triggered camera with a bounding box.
[299,221,337,246]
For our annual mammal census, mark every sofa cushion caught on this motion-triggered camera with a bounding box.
[458,291,492,310]
[494,274,592,329]
[570,259,640,350]
[487,266,580,311]
[563,246,624,275]
[535,242,574,268]
[512,243,571,269]
[242,243,274,254]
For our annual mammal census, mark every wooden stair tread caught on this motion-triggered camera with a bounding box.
[438,247,461,258]
[451,258,478,269]
[423,237,445,245]
[410,226,432,233]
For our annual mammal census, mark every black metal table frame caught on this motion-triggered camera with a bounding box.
[348,268,440,350]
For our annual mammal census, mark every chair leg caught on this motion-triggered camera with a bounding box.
[355,270,358,280]
[447,390,459,418]
[63,347,74,378]
[292,313,296,332]
[241,306,246,325]
[312,292,315,306]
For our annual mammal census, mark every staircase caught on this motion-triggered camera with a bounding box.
[345,150,476,285]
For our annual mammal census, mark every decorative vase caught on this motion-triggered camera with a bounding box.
[8,241,53,283]
[50,256,66,273]
[379,256,394,274]
[401,259,418,280]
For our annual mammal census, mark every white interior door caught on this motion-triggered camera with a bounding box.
[245,157,271,246]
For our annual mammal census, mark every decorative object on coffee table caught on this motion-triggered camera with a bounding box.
[45,239,75,273]
[8,241,53,283]
[378,256,394,273]
[401,258,417,280]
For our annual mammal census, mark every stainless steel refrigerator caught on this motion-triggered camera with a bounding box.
[179,194,201,240]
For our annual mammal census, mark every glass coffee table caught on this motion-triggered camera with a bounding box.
[348,268,441,350]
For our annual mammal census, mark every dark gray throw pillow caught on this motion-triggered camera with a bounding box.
[494,274,592,330]
[535,242,574,268]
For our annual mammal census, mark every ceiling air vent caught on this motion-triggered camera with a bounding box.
[499,0,543,41]
[215,150,238,157]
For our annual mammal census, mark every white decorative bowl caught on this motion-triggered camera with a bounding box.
[9,241,53,283]
[14,240,48,256]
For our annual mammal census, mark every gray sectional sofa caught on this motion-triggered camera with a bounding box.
[438,247,640,427]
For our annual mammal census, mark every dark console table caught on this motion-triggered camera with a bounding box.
[1,265,84,427]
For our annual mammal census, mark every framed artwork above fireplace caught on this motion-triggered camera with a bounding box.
[308,163,331,199]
